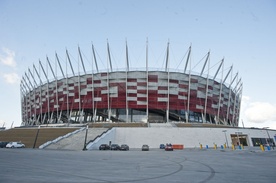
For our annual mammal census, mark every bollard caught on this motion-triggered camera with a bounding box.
[206,145,208,149]
[224,143,226,149]
[238,145,241,150]
[221,145,224,149]
[260,145,264,152]
[214,144,217,150]
[200,144,202,149]
[232,144,235,150]
[241,144,244,150]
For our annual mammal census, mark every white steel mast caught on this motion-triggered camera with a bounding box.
[34,64,43,124]
[237,83,243,126]
[227,72,238,125]
[23,73,33,125]
[125,40,129,122]
[55,53,65,123]
[77,49,81,123]
[40,60,49,124]
[232,78,241,126]
[55,55,59,124]
[146,39,149,126]
[165,41,170,123]
[47,56,56,124]
[202,51,210,123]
[28,68,38,125]
[78,47,86,123]
[65,51,69,125]
[213,59,223,125]
[185,46,191,123]
[107,40,111,121]
[217,58,224,125]
[91,44,98,122]
[222,65,233,125]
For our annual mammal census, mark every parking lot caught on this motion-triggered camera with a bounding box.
[0,148,275,183]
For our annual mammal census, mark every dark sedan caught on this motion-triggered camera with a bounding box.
[0,141,9,148]
[110,144,120,150]
[120,144,129,151]
[99,144,110,150]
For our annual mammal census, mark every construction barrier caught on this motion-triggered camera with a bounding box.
[172,144,184,150]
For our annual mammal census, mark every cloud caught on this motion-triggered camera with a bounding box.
[0,120,4,126]
[241,95,250,109]
[0,47,16,67]
[0,48,20,84]
[244,102,276,123]
[3,73,20,84]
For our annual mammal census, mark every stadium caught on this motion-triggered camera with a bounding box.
[20,41,242,127]
[1,41,273,150]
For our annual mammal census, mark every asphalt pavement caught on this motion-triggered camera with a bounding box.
[0,147,275,183]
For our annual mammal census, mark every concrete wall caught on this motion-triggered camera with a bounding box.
[87,127,276,149]
[87,128,116,150]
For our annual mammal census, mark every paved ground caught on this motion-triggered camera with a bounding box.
[0,148,275,183]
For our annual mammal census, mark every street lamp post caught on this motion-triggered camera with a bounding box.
[83,125,88,151]
[237,133,240,146]
[222,130,229,148]
[33,125,40,148]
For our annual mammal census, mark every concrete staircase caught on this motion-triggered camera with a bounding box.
[45,128,108,150]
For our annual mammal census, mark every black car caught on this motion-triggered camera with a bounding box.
[120,144,129,151]
[0,141,9,148]
[110,144,120,150]
[99,144,110,150]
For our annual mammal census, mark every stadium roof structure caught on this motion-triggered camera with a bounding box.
[20,40,242,127]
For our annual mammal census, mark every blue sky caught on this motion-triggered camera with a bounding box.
[0,0,276,129]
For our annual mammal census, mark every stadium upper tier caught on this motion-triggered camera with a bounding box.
[21,42,242,127]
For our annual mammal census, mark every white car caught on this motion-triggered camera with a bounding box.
[6,142,25,148]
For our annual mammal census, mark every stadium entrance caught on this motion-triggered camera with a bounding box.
[231,133,248,146]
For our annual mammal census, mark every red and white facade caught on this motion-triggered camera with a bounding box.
[21,43,242,126]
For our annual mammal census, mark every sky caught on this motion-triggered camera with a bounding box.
[0,0,276,130]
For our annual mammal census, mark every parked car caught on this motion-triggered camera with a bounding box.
[165,143,173,151]
[142,144,149,151]
[159,144,165,149]
[6,142,25,148]
[0,141,9,148]
[99,144,110,150]
[110,144,120,150]
[120,144,129,151]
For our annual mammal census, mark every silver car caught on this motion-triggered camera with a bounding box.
[142,144,149,151]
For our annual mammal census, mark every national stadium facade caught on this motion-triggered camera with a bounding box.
[20,42,242,127]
